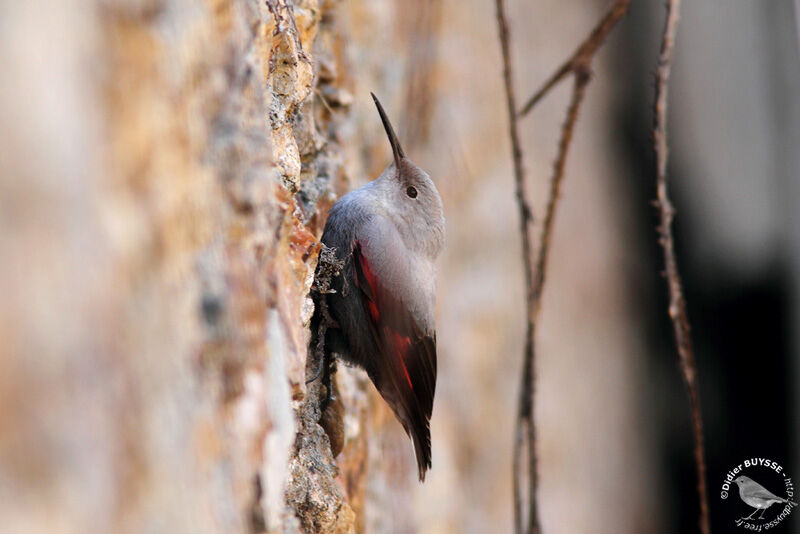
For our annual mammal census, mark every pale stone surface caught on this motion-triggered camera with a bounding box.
[0,0,358,532]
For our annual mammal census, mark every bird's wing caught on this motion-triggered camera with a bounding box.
[352,222,437,480]
[749,485,783,502]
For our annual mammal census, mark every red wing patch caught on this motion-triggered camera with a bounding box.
[352,241,437,479]
[354,245,381,323]
[386,329,413,390]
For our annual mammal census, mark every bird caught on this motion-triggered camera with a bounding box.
[312,93,444,481]
[733,475,798,520]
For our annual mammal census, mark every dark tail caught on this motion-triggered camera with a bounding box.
[412,423,432,482]
[371,369,433,482]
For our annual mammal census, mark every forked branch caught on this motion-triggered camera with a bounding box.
[518,0,631,117]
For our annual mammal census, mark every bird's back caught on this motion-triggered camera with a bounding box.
[739,480,785,507]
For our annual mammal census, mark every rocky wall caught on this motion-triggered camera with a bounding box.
[0,1,363,532]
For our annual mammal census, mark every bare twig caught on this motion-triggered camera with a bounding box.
[518,0,630,117]
[652,1,710,533]
[493,1,539,532]
[533,70,591,317]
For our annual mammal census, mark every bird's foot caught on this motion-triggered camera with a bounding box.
[305,355,326,385]
[319,356,337,412]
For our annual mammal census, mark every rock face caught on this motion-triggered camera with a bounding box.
[0,0,360,532]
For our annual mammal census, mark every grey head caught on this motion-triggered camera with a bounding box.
[368,93,445,260]
[734,476,753,486]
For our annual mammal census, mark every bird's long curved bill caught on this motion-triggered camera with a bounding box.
[371,92,405,169]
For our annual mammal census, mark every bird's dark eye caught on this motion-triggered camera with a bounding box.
[406,186,418,198]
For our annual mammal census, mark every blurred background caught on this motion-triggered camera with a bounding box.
[0,0,798,533]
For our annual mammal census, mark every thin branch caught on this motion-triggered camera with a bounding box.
[652,1,711,533]
[518,0,630,118]
[493,0,539,532]
[533,70,591,317]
